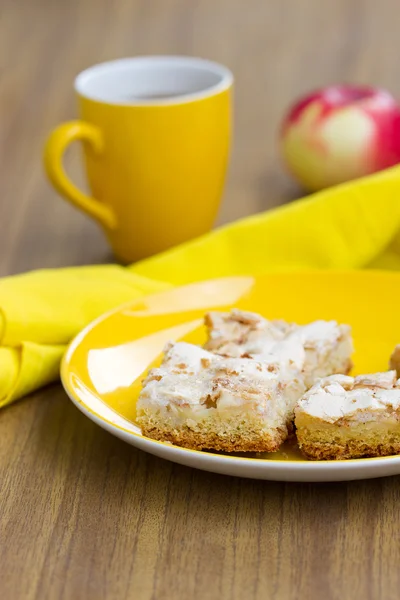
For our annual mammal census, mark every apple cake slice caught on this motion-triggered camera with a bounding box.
[204,309,353,387]
[295,371,400,460]
[136,341,305,452]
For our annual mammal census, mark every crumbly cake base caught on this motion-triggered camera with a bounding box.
[298,439,400,461]
[297,420,400,460]
[138,410,290,452]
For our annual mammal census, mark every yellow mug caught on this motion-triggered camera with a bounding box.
[44,56,233,263]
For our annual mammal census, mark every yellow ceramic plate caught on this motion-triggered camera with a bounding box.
[61,271,400,482]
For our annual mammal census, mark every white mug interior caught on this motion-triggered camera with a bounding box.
[75,56,233,106]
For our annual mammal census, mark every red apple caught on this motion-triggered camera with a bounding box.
[280,85,400,192]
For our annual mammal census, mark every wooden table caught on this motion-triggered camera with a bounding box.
[2,1,400,598]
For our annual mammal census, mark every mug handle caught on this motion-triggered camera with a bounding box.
[44,121,117,229]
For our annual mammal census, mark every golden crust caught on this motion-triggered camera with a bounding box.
[139,422,288,453]
[298,439,400,461]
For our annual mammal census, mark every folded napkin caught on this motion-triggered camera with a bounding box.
[2,166,400,408]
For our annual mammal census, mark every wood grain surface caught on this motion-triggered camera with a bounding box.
[2,1,400,598]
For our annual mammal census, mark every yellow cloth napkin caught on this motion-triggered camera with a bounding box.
[2,165,400,408]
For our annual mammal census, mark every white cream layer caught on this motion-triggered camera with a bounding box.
[205,309,353,384]
[138,342,305,422]
[296,371,400,424]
